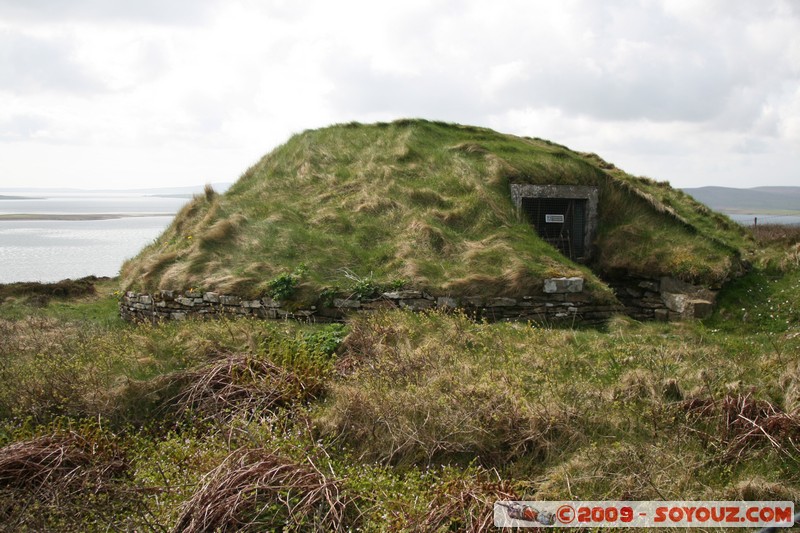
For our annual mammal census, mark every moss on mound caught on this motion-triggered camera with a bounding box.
[121,119,748,300]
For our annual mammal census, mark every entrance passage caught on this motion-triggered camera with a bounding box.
[521,197,587,260]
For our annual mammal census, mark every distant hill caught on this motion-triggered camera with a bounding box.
[683,186,800,214]
[0,195,39,200]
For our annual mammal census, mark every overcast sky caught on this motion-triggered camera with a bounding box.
[1,0,798,190]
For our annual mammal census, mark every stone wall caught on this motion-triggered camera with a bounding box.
[120,277,624,325]
[608,276,716,321]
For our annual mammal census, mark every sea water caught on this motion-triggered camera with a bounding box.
[0,193,188,283]
[1,193,797,284]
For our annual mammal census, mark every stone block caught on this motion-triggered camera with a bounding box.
[242,300,262,308]
[203,292,220,303]
[689,299,714,319]
[261,297,281,308]
[436,296,458,309]
[159,290,175,301]
[399,298,435,311]
[662,292,688,313]
[333,298,361,309]
[362,300,396,310]
[175,297,195,307]
[461,296,484,307]
[382,290,422,299]
[638,280,660,292]
[654,308,670,322]
[660,277,698,295]
[220,295,240,306]
[568,291,592,302]
[487,297,517,307]
[317,306,344,318]
[543,277,584,294]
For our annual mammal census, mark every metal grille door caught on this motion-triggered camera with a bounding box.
[521,197,587,260]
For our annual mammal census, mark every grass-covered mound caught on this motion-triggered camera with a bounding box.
[120,119,747,301]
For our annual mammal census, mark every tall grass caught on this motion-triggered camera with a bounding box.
[1,261,799,529]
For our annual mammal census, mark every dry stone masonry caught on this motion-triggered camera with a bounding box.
[608,276,716,321]
[121,274,717,325]
[120,277,624,325]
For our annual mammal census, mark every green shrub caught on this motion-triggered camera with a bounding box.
[302,323,346,357]
[266,264,307,300]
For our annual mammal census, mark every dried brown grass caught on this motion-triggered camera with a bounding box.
[142,250,180,285]
[0,431,125,493]
[172,448,348,532]
[199,213,246,248]
[403,219,451,255]
[0,428,128,530]
[406,188,450,208]
[173,353,309,423]
[318,312,584,466]
[681,393,800,462]
[448,142,489,155]
[0,277,97,302]
[753,223,800,246]
[781,361,800,414]
[416,473,518,532]
[204,183,217,202]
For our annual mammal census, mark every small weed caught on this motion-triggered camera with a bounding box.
[318,286,339,307]
[266,264,307,300]
[302,323,346,357]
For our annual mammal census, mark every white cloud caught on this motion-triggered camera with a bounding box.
[0,0,798,189]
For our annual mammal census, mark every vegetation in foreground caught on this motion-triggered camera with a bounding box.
[1,234,799,531]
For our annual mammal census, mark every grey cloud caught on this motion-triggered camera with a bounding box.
[324,0,796,130]
[0,30,104,93]
[324,46,734,125]
[323,60,488,126]
[0,0,220,24]
[500,52,735,123]
[0,113,49,140]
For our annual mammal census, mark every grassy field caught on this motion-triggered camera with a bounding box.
[0,229,798,530]
[120,120,747,303]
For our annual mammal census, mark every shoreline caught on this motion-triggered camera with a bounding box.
[0,213,174,221]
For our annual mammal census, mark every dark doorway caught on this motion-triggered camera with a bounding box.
[521,197,587,260]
